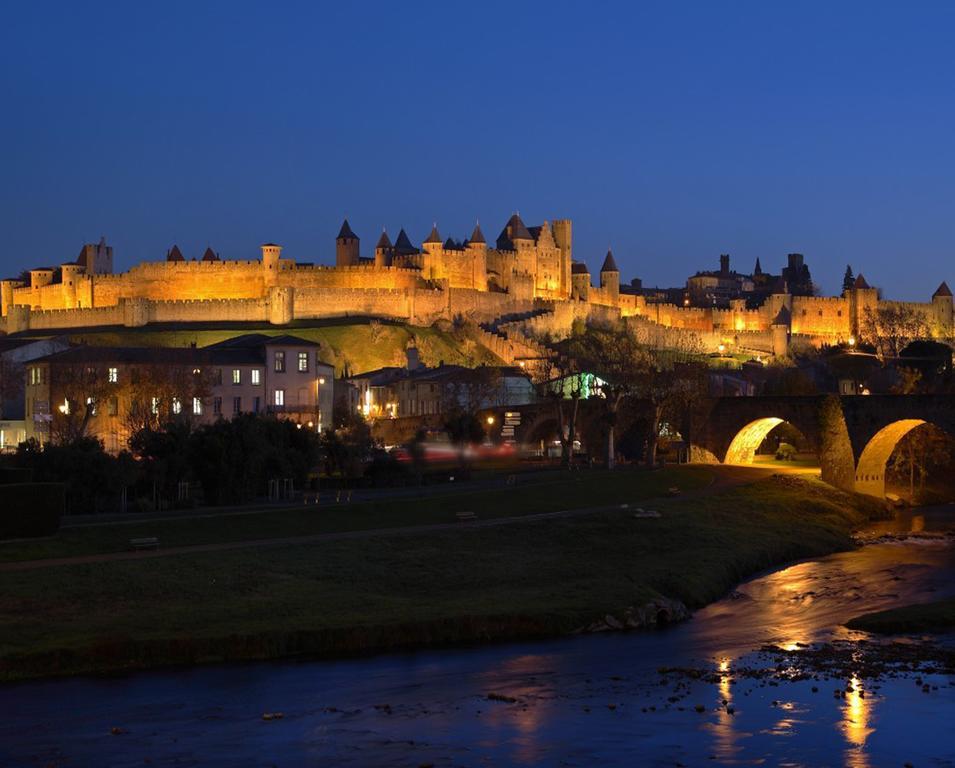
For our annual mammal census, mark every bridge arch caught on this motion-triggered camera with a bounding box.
[855,419,927,498]
[724,417,787,465]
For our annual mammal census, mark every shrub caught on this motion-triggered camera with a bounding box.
[775,443,797,461]
[0,483,64,539]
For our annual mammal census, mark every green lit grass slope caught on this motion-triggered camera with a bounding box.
[31,318,501,375]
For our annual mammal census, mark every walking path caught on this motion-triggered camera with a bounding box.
[1,465,809,573]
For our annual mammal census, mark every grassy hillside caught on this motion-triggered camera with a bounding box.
[33,318,502,375]
[0,474,888,681]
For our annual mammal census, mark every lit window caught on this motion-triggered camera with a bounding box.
[108,367,118,383]
[192,397,202,415]
[172,398,182,415]
[298,352,308,372]
[274,351,286,372]
[251,368,261,385]
[86,396,96,415]
[151,397,159,415]
[232,369,241,385]
[274,389,284,406]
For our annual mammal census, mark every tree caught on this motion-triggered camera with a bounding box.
[533,347,585,468]
[861,304,930,360]
[842,265,854,294]
[49,363,119,444]
[888,424,952,500]
[569,322,652,469]
[890,366,922,395]
[122,362,215,440]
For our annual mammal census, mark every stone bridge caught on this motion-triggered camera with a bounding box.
[496,394,955,498]
[699,394,955,497]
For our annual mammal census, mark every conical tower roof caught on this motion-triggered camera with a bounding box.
[201,246,219,261]
[337,219,358,241]
[469,222,486,244]
[754,257,762,275]
[600,249,619,273]
[424,224,442,244]
[933,281,952,298]
[394,228,418,255]
[167,244,184,262]
[853,273,871,290]
[771,305,792,326]
[376,230,392,249]
[505,213,532,240]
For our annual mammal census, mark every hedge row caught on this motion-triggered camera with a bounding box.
[0,483,64,539]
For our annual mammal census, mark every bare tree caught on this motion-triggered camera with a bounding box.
[888,424,951,500]
[122,363,214,447]
[862,304,930,360]
[49,363,119,444]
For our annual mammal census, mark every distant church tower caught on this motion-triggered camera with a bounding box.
[336,219,359,266]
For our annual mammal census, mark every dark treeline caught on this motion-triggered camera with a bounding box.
[3,415,322,515]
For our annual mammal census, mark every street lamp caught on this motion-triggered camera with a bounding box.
[486,415,495,425]
[848,336,856,348]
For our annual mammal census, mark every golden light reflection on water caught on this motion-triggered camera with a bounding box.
[712,658,738,760]
[477,654,549,764]
[842,674,873,768]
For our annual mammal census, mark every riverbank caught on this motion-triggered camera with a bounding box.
[0,474,888,682]
[847,597,955,634]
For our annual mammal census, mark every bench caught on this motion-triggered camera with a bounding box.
[129,537,160,551]
[455,511,477,522]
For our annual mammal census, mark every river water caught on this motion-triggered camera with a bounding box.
[3,508,955,767]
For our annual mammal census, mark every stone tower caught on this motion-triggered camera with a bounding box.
[551,219,573,299]
[932,282,953,336]
[571,262,590,301]
[261,243,283,285]
[374,230,393,267]
[336,219,359,267]
[600,249,620,303]
[421,224,442,279]
[467,223,488,291]
[77,237,114,275]
[848,273,878,337]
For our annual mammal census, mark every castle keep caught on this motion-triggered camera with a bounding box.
[1,217,952,358]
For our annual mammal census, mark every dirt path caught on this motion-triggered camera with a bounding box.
[0,465,803,573]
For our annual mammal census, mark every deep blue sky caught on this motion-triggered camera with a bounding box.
[2,2,953,299]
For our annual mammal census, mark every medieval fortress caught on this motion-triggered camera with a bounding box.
[1,214,952,359]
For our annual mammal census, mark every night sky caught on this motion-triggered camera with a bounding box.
[2,1,953,299]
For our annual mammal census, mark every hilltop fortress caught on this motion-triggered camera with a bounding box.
[1,214,952,360]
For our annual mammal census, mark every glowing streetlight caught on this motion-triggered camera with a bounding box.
[486,415,495,425]
[847,335,856,348]
[718,343,726,355]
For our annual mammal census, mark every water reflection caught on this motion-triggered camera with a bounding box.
[712,658,739,761]
[842,674,873,768]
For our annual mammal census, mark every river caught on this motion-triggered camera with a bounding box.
[3,507,955,767]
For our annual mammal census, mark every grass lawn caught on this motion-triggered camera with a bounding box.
[0,467,712,563]
[846,598,955,634]
[0,475,887,681]
[51,319,502,375]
